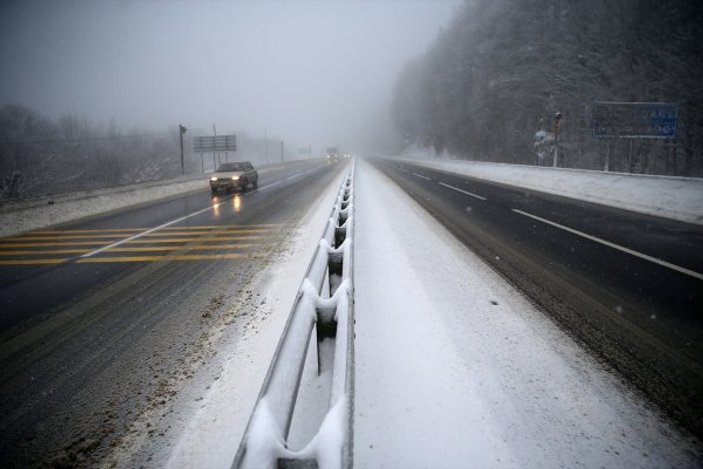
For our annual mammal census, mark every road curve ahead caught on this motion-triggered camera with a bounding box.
[0,160,346,467]
[372,157,703,441]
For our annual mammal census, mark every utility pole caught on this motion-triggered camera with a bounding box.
[213,123,218,167]
[280,140,284,163]
[553,112,562,168]
[179,124,187,175]
[264,127,268,162]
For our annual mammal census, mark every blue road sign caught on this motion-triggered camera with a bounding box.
[592,102,678,139]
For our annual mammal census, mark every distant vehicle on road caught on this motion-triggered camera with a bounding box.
[326,147,340,161]
[209,162,258,194]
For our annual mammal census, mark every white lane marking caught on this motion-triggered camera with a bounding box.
[284,172,306,182]
[81,203,223,258]
[258,180,281,191]
[512,208,703,281]
[284,166,321,182]
[412,172,431,181]
[438,182,487,201]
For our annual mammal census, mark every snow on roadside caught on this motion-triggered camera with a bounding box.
[162,165,349,468]
[353,159,700,468]
[0,178,208,237]
[398,156,703,226]
[0,160,325,237]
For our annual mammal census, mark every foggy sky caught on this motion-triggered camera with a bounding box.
[0,0,460,153]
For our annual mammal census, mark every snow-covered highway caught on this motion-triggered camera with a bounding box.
[0,157,701,467]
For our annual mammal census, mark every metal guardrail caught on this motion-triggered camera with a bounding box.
[233,162,355,469]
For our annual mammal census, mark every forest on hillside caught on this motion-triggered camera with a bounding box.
[392,0,703,176]
[0,105,288,200]
[0,105,184,200]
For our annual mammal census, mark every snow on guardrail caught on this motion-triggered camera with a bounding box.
[233,161,355,469]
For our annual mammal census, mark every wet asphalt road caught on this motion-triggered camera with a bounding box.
[0,160,346,467]
[373,158,703,441]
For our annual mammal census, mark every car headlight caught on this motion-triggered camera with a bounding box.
[231,176,240,180]
[210,177,217,181]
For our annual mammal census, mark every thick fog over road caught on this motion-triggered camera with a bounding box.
[0,0,459,152]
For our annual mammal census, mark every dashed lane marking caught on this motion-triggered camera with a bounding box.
[512,208,703,281]
[438,182,487,201]
[412,172,432,181]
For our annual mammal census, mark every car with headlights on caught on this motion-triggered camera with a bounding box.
[209,162,258,194]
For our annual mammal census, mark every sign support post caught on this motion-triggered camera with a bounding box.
[553,112,562,168]
[193,134,238,172]
[179,124,187,175]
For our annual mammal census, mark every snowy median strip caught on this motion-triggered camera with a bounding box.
[233,163,356,469]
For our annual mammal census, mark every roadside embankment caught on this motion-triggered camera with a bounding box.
[398,157,703,226]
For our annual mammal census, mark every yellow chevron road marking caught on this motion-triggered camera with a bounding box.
[0,252,268,265]
[0,236,266,248]
[0,223,282,265]
[0,241,111,248]
[30,224,282,235]
[0,242,260,255]
[6,228,275,241]
[128,236,267,243]
[0,258,68,265]
[32,228,147,234]
[141,229,273,236]
[0,249,90,255]
[160,224,282,230]
[105,244,258,252]
[77,253,247,263]
[4,234,136,241]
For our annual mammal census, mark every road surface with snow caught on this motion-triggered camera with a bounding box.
[373,158,703,443]
[353,158,701,468]
[0,160,346,467]
[0,156,701,467]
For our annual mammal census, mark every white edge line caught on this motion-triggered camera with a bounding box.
[438,181,487,201]
[80,203,222,258]
[412,172,431,181]
[512,208,703,281]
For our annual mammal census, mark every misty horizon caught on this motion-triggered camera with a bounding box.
[0,0,460,153]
